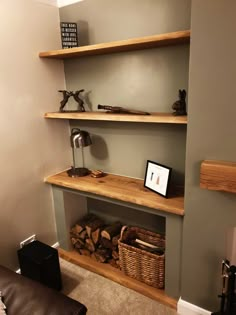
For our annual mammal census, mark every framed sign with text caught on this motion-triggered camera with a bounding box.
[60,22,78,49]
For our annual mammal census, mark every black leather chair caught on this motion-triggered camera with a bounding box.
[0,265,87,315]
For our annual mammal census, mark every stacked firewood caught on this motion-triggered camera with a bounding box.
[70,214,122,268]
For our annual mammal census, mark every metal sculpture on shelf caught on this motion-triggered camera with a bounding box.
[172,89,187,116]
[58,89,85,112]
[72,89,86,112]
[58,90,73,112]
[97,104,150,115]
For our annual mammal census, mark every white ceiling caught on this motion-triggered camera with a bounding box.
[57,0,84,7]
[34,0,84,8]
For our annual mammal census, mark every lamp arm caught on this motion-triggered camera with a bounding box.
[72,134,80,148]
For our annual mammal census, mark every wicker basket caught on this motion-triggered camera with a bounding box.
[118,226,165,289]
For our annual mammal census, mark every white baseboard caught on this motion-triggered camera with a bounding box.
[177,298,211,315]
[16,241,60,273]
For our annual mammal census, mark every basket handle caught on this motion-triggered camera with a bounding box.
[119,225,128,242]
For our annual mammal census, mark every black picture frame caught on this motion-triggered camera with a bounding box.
[144,160,172,198]
[60,22,78,49]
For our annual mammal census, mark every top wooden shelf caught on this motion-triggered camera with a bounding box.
[45,170,184,216]
[44,111,187,124]
[39,30,190,59]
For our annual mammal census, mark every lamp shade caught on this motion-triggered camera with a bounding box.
[70,128,92,148]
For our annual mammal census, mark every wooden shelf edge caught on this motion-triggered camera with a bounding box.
[200,160,236,194]
[45,171,185,216]
[39,30,190,59]
[59,248,177,310]
[44,111,187,124]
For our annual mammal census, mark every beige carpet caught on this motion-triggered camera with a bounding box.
[60,258,178,315]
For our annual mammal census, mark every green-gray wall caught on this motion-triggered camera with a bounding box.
[59,0,236,311]
[60,0,190,184]
[181,0,236,311]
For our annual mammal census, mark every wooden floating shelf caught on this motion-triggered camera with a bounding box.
[45,171,184,216]
[200,160,236,194]
[39,30,190,59]
[44,111,187,124]
[59,248,177,310]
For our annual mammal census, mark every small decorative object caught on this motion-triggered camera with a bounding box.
[172,89,187,116]
[98,104,150,115]
[58,90,73,111]
[58,89,85,112]
[90,170,105,178]
[144,160,172,198]
[67,128,92,177]
[72,89,86,112]
[60,22,78,49]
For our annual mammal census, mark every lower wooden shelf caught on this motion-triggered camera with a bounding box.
[59,248,177,310]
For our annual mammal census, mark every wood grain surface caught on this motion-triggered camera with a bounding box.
[39,30,190,59]
[45,171,184,216]
[44,111,187,124]
[200,160,236,193]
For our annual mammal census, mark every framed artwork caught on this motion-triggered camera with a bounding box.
[144,160,172,198]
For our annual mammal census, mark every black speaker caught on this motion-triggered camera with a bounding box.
[17,240,62,291]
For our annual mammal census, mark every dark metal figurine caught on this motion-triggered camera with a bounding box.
[98,104,150,115]
[58,90,73,112]
[58,89,85,112]
[172,89,187,116]
[72,89,85,112]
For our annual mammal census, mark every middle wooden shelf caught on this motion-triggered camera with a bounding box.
[44,111,187,124]
[45,170,184,216]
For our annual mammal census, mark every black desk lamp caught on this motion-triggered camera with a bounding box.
[67,128,92,177]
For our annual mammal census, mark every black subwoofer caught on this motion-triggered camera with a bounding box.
[17,240,62,290]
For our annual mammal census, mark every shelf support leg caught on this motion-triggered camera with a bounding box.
[52,187,87,250]
[165,215,183,299]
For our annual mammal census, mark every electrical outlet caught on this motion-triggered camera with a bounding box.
[20,234,36,248]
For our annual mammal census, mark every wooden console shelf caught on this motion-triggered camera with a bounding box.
[44,111,187,124]
[59,248,177,310]
[39,30,190,59]
[200,160,236,194]
[45,171,184,216]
